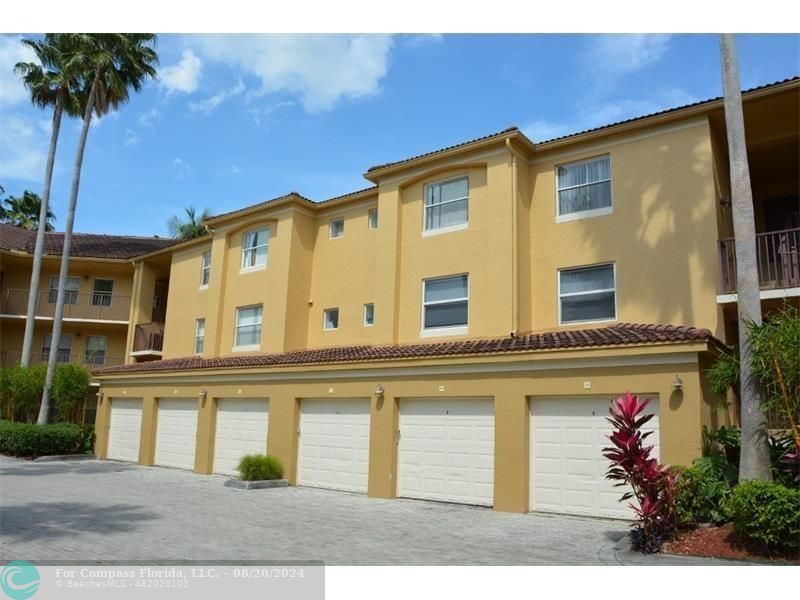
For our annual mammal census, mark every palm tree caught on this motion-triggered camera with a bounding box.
[38,34,158,424]
[0,190,56,231]
[167,206,212,240]
[719,34,771,481]
[15,34,84,368]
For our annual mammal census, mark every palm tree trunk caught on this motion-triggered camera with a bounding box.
[21,97,64,367]
[37,76,99,425]
[719,34,771,481]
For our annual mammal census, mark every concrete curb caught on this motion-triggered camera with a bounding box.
[33,454,97,463]
[224,478,289,490]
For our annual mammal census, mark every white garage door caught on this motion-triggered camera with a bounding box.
[398,399,494,506]
[297,399,370,493]
[107,398,142,462]
[214,399,269,475]
[155,398,199,470]
[530,396,660,519]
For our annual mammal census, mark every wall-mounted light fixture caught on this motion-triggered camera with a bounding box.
[96,390,104,405]
[374,384,385,398]
[672,375,684,391]
[198,389,208,407]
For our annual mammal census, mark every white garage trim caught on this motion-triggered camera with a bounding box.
[397,398,494,507]
[155,398,199,471]
[213,398,269,476]
[107,398,142,462]
[297,399,370,493]
[529,395,660,519]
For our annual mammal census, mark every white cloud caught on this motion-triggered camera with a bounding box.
[124,129,138,146]
[0,113,46,181]
[159,50,203,94]
[172,157,191,178]
[190,34,394,112]
[139,107,161,128]
[189,79,246,115]
[0,35,38,107]
[585,34,672,82]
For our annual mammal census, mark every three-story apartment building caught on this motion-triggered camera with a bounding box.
[93,77,798,517]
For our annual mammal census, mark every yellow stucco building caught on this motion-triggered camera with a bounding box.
[89,78,799,517]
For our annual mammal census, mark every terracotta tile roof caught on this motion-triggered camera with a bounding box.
[94,323,724,376]
[0,224,179,260]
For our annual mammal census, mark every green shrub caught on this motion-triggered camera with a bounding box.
[727,480,800,554]
[0,420,83,457]
[52,364,91,422]
[3,365,46,422]
[674,465,732,527]
[237,454,284,481]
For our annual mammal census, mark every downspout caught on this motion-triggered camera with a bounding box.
[506,138,519,337]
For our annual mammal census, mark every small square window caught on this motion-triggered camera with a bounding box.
[235,305,263,348]
[241,228,269,270]
[329,218,344,239]
[363,303,374,326]
[323,308,339,330]
[91,279,113,306]
[85,335,107,366]
[368,208,378,230]
[424,176,468,233]
[49,276,79,305]
[559,263,616,324]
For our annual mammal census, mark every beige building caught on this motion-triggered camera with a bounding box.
[92,78,799,517]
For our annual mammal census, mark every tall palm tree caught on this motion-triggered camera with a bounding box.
[15,34,84,367]
[719,34,771,481]
[38,34,158,424]
[0,190,56,231]
[167,206,212,240]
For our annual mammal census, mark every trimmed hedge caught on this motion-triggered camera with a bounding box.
[727,480,800,554]
[237,454,284,481]
[0,420,84,457]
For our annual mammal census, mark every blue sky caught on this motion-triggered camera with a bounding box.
[1,33,798,236]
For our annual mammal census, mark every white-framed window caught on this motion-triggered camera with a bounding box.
[235,305,262,349]
[556,155,612,221]
[194,318,205,354]
[91,279,113,306]
[84,335,107,365]
[363,303,374,326]
[329,218,345,239]
[200,250,211,287]
[558,263,616,325]
[368,208,378,230]
[48,276,79,305]
[241,228,269,270]
[424,176,468,234]
[323,308,339,330]
[422,274,469,336]
[42,333,72,363]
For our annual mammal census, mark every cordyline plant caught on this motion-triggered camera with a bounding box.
[603,392,681,553]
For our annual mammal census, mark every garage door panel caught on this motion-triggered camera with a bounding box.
[155,398,199,470]
[530,396,659,519]
[213,399,269,475]
[107,398,143,462]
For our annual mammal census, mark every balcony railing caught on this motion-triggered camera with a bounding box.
[0,350,125,369]
[0,289,131,322]
[132,322,164,354]
[719,228,800,294]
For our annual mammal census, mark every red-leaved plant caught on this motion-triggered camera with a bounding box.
[603,392,681,553]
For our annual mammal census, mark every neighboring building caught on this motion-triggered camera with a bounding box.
[0,224,177,380]
[93,78,798,517]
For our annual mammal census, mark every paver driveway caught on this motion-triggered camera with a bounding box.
[0,458,630,565]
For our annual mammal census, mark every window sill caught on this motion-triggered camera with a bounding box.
[232,344,261,352]
[198,285,209,291]
[422,222,468,238]
[556,206,613,223]
[239,264,267,275]
[420,325,468,338]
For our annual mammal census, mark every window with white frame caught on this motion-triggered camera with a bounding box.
[556,155,612,219]
[200,250,211,287]
[241,228,269,270]
[323,308,339,330]
[559,263,616,324]
[363,303,374,326]
[424,176,469,233]
[48,276,79,305]
[368,208,378,230]
[329,218,344,239]
[194,318,205,354]
[422,274,469,332]
[84,335,107,365]
[235,305,262,348]
[42,333,72,363]
[91,279,113,306]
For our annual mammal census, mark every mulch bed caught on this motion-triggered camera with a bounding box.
[662,523,799,564]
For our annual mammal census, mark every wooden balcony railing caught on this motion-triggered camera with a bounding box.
[0,289,131,322]
[132,322,164,353]
[0,350,125,369]
[719,228,800,294]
